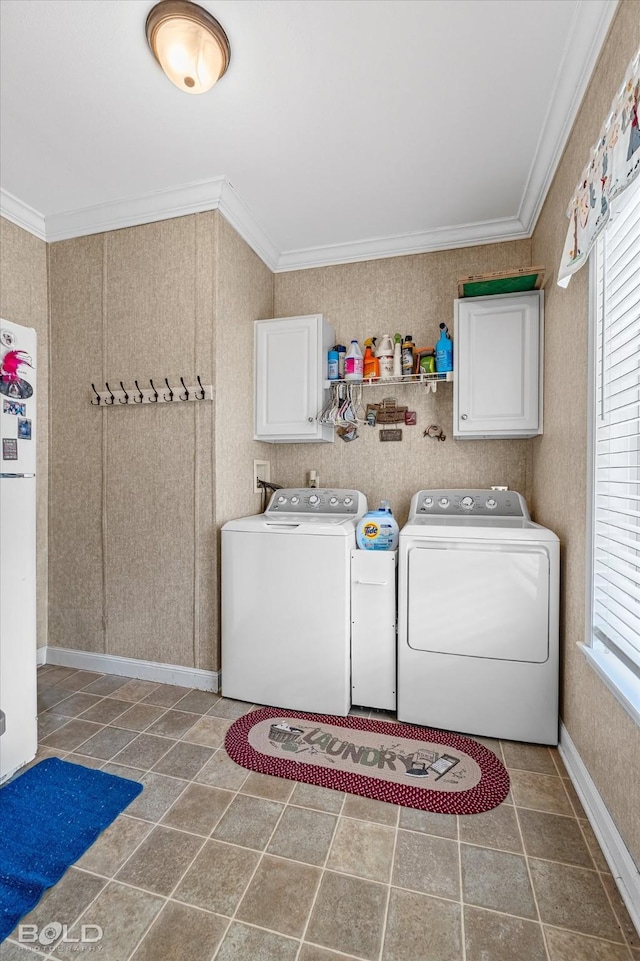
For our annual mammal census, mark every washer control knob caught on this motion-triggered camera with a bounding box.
[460,495,475,511]
[309,494,319,505]
[438,497,450,509]
[486,497,498,509]
[423,497,433,508]
[344,496,353,506]
[290,496,299,504]
[329,496,338,505]
[277,495,286,504]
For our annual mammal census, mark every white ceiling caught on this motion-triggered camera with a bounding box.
[0,0,616,271]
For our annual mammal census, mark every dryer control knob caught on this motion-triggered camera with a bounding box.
[344,496,353,506]
[486,498,498,509]
[277,495,286,504]
[438,497,450,509]
[423,497,433,508]
[291,496,299,504]
[460,496,475,510]
[329,496,338,505]
[309,494,319,505]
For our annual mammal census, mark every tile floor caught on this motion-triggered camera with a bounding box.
[1,664,638,961]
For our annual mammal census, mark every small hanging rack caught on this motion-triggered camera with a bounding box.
[90,377,212,407]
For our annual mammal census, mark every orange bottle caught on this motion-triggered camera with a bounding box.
[363,338,380,381]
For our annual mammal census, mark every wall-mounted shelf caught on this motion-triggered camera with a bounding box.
[323,371,454,389]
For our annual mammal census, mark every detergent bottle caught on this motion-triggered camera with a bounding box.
[393,334,402,378]
[356,500,400,550]
[435,323,453,373]
[401,334,415,376]
[344,340,363,381]
[377,334,394,380]
[363,338,380,381]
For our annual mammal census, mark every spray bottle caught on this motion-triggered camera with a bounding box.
[363,338,380,381]
[435,323,453,373]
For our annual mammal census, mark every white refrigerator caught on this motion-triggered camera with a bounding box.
[0,318,38,782]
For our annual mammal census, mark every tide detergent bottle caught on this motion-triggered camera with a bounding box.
[356,501,399,550]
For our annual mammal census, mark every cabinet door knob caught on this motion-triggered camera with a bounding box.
[461,414,468,420]
[308,416,314,422]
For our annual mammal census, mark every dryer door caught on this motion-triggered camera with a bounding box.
[407,541,549,662]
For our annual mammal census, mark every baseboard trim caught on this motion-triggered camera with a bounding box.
[36,647,47,667]
[42,646,220,693]
[559,722,640,935]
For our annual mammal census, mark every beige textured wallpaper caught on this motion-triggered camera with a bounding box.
[273,240,533,524]
[531,0,640,866]
[0,217,48,649]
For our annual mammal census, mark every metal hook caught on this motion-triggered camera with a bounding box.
[164,378,174,402]
[195,375,206,400]
[134,380,144,403]
[149,379,159,403]
[91,383,101,406]
[119,381,129,404]
[104,382,115,405]
[180,377,189,401]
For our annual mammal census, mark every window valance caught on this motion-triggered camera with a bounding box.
[557,48,640,288]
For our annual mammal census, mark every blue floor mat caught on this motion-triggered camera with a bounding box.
[0,757,143,942]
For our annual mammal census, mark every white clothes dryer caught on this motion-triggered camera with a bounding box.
[397,489,559,744]
[222,489,367,716]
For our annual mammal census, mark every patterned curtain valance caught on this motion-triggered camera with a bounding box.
[557,48,640,288]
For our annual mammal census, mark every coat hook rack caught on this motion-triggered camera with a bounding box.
[89,377,213,407]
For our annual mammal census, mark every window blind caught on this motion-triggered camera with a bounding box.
[593,176,640,676]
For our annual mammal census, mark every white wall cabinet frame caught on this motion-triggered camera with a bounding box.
[254,314,335,443]
[454,291,543,439]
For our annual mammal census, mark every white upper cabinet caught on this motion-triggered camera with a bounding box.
[254,314,335,443]
[454,291,543,439]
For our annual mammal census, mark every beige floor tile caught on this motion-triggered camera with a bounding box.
[382,888,462,961]
[545,926,633,960]
[237,854,321,937]
[115,679,161,702]
[398,806,458,839]
[145,710,201,739]
[212,794,284,850]
[173,690,221,714]
[160,782,234,835]
[64,753,105,770]
[579,820,610,873]
[173,839,260,915]
[509,769,574,815]
[151,741,214,779]
[0,939,46,959]
[129,900,228,961]
[194,749,249,790]
[111,733,176,769]
[393,829,460,900]
[50,881,163,959]
[240,770,295,802]
[464,905,547,961]
[52,671,104,692]
[78,698,131,725]
[10,868,106,941]
[37,713,73,738]
[75,814,153,876]
[115,824,204,896]
[207,697,254,719]
[501,742,560,776]
[306,871,388,960]
[267,805,337,865]
[341,794,399,826]
[600,872,640,949]
[299,947,354,961]
[461,845,537,919]
[73,726,139,760]
[181,714,231,748]
[120,770,187,822]
[82,675,129,696]
[43,692,103,718]
[110,703,167,732]
[290,782,345,813]
[518,808,593,868]
[37,688,73,712]
[562,776,587,817]
[214,922,299,961]
[327,817,396,882]
[528,859,623,941]
[40,719,104,753]
[141,684,192,707]
[458,803,522,852]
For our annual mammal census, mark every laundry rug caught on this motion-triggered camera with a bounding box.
[225,707,509,815]
[0,757,143,942]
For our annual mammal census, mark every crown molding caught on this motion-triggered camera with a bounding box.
[518,0,618,232]
[0,189,46,241]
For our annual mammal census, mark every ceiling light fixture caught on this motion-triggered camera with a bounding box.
[145,0,230,95]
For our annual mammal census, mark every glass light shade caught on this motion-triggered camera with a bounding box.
[146,1,230,95]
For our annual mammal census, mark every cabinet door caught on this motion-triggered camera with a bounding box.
[454,292,542,437]
[255,314,332,441]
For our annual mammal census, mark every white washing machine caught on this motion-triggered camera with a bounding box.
[222,488,367,716]
[398,489,559,744]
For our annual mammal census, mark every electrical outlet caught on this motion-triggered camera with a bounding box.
[253,459,270,494]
